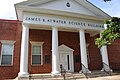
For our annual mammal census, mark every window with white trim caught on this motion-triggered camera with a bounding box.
[31,42,43,65]
[0,40,15,65]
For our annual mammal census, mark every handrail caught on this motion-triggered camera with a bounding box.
[81,64,88,79]
[103,62,112,76]
[60,64,66,80]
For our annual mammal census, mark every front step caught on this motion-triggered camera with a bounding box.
[29,74,63,80]
[87,70,111,78]
[17,70,115,80]
[18,73,86,80]
[65,73,86,79]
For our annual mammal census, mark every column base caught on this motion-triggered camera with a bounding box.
[79,69,91,73]
[101,67,112,72]
[51,71,60,76]
[18,72,29,78]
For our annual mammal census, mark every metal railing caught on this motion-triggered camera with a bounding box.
[81,64,88,79]
[60,64,66,80]
[103,62,112,76]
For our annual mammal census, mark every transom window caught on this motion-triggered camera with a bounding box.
[31,41,43,65]
[0,40,15,65]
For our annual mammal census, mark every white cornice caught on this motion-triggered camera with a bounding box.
[15,0,111,21]
[16,5,107,21]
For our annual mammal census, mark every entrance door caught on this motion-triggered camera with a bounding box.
[60,53,70,71]
[59,44,74,72]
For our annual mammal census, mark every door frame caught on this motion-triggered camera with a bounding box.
[59,44,74,72]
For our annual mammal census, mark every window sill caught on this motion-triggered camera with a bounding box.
[0,65,13,67]
[31,64,43,66]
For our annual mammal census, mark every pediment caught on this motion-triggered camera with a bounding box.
[28,0,95,16]
[15,0,111,21]
[59,44,74,52]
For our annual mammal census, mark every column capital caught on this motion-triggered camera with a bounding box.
[79,29,86,33]
[79,29,85,31]
[52,26,58,29]
[22,23,29,27]
[100,30,103,32]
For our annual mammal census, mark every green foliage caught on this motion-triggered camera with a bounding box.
[95,17,120,48]
[103,0,111,2]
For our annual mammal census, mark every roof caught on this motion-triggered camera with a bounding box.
[15,0,111,21]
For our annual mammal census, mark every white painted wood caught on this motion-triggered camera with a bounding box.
[60,53,68,71]
[79,29,90,73]
[59,44,74,72]
[23,12,104,30]
[34,0,95,16]
[59,44,74,52]
[101,46,110,71]
[0,40,15,66]
[100,31,110,71]
[30,41,44,65]
[51,27,60,75]
[18,23,29,77]
[0,40,16,44]
[15,0,111,21]
[71,51,74,72]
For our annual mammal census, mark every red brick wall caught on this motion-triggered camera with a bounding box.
[59,31,81,72]
[29,30,103,73]
[88,35,102,70]
[29,30,81,73]
[29,30,52,74]
[108,39,120,70]
[1,19,120,79]
[0,19,22,79]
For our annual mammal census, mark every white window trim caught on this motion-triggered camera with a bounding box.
[0,40,15,66]
[30,41,44,65]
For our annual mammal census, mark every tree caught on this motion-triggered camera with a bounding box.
[103,0,111,2]
[95,17,120,48]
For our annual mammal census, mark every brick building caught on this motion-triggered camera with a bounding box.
[0,0,120,79]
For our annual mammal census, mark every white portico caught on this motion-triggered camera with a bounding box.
[15,0,111,77]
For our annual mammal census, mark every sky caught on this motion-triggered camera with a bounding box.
[89,0,120,17]
[0,0,120,20]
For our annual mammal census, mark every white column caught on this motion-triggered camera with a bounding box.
[51,27,60,75]
[79,29,90,73]
[100,31,111,71]
[18,23,29,77]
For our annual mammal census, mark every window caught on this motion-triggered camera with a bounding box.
[0,40,15,65]
[31,42,43,65]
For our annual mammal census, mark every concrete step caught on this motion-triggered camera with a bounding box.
[65,73,86,79]
[16,70,118,80]
[87,70,111,78]
[18,73,86,80]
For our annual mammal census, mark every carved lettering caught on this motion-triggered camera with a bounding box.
[24,16,104,28]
